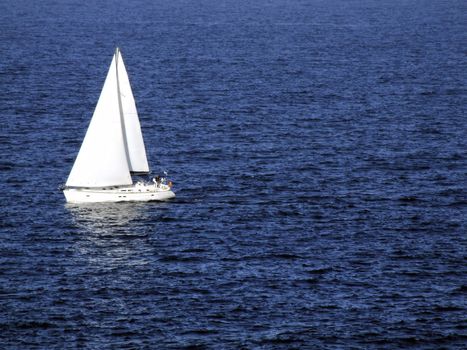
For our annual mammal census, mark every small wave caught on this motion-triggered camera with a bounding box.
[398,196,419,202]
[159,255,204,263]
[178,344,207,350]
[447,200,467,207]
[14,321,56,329]
[110,330,140,337]
[268,253,302,260]
[0,162,14,171]
[181,248,207,253]
[306,267,332,275]
[433,305,464,312]
[258,331,304,346]
[276,209,302,217]
[450,285,467,295]
[294,278,320,285]
[159,216,177,222]
[183,328,219,335]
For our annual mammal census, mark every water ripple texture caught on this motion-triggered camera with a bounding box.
[0,0,466,348]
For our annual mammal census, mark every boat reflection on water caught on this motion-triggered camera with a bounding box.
[65,203,155,268]
[66,202,146,233]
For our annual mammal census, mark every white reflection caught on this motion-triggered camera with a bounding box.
[65,202,158,268]
[66,202,146,233]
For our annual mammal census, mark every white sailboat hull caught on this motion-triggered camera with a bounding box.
[63,184,175,203]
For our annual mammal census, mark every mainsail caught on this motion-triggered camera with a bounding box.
[66,48,149,188]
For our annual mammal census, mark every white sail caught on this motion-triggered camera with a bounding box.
[116,50,150,173]
[66,52,133,188]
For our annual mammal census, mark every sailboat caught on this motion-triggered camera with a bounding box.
[63,48,175,203]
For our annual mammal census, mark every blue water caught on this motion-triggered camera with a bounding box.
[1,0,466,348]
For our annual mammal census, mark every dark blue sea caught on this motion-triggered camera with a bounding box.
[1,0,466,348]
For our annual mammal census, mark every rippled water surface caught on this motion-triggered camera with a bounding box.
[1,0,466,348]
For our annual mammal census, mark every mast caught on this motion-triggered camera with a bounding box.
[115,47,132,172]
